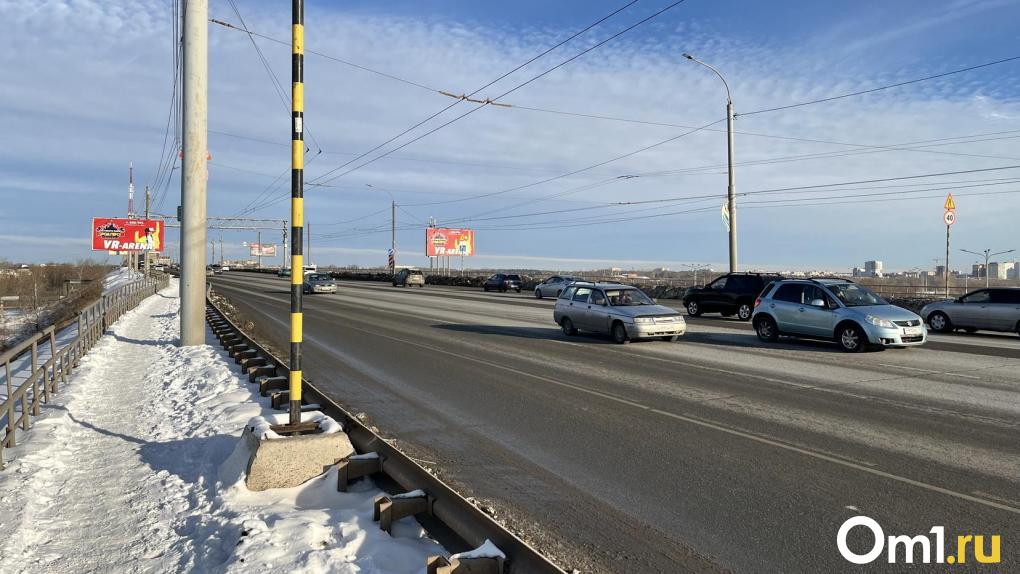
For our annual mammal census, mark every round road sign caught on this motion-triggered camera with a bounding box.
[944,210,956,226]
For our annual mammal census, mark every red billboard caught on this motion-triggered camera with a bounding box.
[426,228,475,257]
[91,218,165,252]
[249,243,277,257]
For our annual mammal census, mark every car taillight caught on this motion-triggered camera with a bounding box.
[754,297,762,308]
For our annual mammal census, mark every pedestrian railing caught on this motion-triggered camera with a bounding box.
[0,275,168,468]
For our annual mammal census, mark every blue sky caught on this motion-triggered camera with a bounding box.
[1,0,1019,271]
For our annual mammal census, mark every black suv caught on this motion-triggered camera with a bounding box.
[682,272,783,321]
[483,273,522,293]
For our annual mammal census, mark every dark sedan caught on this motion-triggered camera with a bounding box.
[483,273,522,293]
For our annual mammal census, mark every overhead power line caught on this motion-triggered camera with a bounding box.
[737,54,1020,117]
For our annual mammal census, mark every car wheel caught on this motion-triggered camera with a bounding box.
[419,284,424,288]
[483,286,489,292]
[927,311,952,333]
[686,300,701,316]
[755,316,778,342]
[515,287,521,293]
[611,321,629,344]
[561,317,578,336]
[535,289,543,299]
[661,335,679,342]
[838,324,867,353]
[737,303,753,321]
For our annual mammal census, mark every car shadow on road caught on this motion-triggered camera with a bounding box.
[682,331,846,353]
[432,323,615,344]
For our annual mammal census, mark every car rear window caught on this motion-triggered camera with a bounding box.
[572,287,592,302]
[410,270,423,276]
[507,274,522,281]
[560,286,577,299]
[772,284,803,303]
[991,289,1020,304]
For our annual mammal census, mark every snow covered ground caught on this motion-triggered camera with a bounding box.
[103,266,142,293]
[0,279,446,573]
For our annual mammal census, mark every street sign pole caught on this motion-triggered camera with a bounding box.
[943,193,956,298]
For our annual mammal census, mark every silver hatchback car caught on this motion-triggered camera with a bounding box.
[920,288,1020,336]
[303,273,337,294]
[553,282,686,343]
[534,275,579,299]
[752,279,926,352]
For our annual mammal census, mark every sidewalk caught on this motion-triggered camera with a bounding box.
[0,280,444,573]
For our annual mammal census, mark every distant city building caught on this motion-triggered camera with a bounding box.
[935,265,946,277]
[852,260,884,278]
[987,261,1016,280]
[972,263,986,278]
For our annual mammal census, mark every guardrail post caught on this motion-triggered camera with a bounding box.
[30,341,39,415]
[45,331,56,400]
[4,360,13,447]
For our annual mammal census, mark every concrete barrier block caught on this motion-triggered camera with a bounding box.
[243,412,352,491]
[270,390,290,409]
[228,343,249,356]
[241,356,267,371]
[234,349,258,364]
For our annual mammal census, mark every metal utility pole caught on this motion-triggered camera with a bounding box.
[144,186,152,276]
[306,221,311,269]
[283,0,310,431]
[219,237,224,265]
[683,53,736,272]
[961,248,1015,288]
[256,230,262,270]
[391,200,397,273]
[180,0,208,346]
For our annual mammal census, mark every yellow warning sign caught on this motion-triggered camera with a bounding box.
[944,193,956,211]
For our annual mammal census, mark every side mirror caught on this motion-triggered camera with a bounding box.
[809,299,826,308]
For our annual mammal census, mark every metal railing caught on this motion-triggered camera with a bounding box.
[0,275,168,468]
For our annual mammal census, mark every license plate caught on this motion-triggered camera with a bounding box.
[903,327,922,336]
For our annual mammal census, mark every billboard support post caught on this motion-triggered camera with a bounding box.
[257,230,262,270]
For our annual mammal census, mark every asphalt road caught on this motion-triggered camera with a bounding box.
[210,273,1019,573]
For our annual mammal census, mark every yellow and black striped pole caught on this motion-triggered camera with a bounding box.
[289,0,305,426]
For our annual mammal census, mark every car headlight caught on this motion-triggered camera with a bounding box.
[865,315,896,328]
[634,317,654,324]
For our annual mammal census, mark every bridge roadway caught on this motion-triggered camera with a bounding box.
[210,273,1019,573]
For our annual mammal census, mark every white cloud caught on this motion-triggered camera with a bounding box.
[1,0,1019,272]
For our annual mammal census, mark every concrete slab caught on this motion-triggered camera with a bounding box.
[242,412,354,491]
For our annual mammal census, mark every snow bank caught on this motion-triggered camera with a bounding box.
[246,411,343,440]
[0,279,447,572]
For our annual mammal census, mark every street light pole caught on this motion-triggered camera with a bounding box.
[960,248,1015,288]
[684,53,736,272]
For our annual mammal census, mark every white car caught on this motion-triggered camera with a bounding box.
[553,282,686,343]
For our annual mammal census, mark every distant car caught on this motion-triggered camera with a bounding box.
[278,268,292,278]
[683,272,784,321]
[393,268,425,288]
[920,288,1020,336]
[483,273,522,293]
[553,282,686,344]
[534,275,579,299]
[752,279,926,352]
[205,268,215,277]
[220,266,230,272]
[303,273,337,294]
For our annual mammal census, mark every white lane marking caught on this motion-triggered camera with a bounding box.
[845,505,859,511]
[972,491,1020,508]
[332,320,1020,517]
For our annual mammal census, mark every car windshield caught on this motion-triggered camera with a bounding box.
[605,288,654,306]
[307,274,330,282]
[826,283,887,306]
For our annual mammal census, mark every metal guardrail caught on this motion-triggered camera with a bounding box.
[0,275,168,468]
[205,296,565,574]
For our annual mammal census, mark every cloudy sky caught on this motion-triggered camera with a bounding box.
[2,0,1019,272]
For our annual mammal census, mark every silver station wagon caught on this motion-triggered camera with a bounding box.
[553,282,686,343]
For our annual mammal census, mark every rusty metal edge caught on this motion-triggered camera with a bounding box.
[205,296,565,574]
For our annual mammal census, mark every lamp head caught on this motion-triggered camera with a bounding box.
[682,53,694,60]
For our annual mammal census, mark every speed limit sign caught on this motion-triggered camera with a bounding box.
[944,210,956,226]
